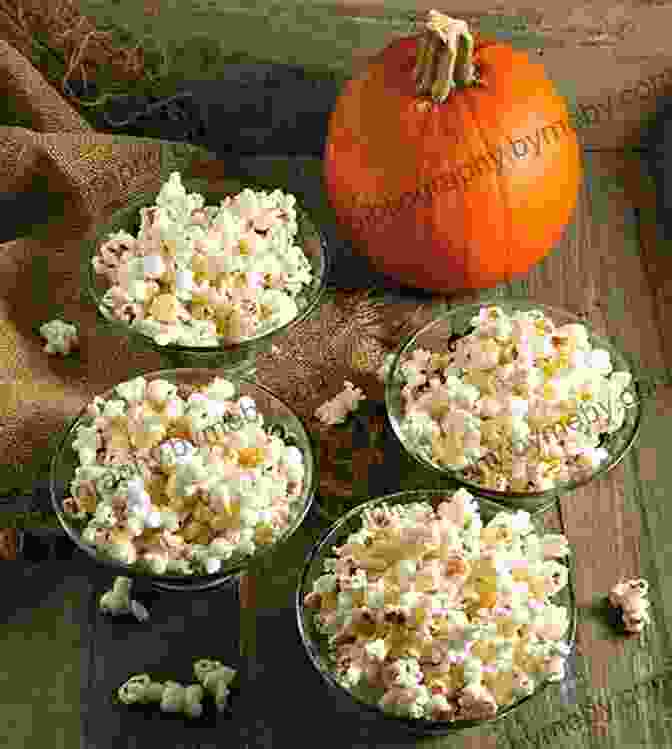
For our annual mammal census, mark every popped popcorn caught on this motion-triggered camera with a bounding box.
[118,674,165,705]
[92,171,314,346]
[315,381,366,425]
[304,489,573,722]
[39,319,79,355]
[99,576,149,622]
[194,659,237,712]
[394,306,635,492]
[118,676,204,718]
[62,375,307,575]
[118,659,236,719]
[161,682,205,718]
[608,578,651,634]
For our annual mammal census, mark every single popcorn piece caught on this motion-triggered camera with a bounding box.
[194,659,237,712]
[608,578,651,634]
[304,488,573,722]
[99,576,150,623]
[118,674,163,705]
[39,319,79,355]
[315,381,366,425]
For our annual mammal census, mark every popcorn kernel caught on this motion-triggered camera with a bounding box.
[210,515,231,532]
[320,592,338,610]
[182,521,205,541]
[195,531,211,546]
[191,304,215,321]
[497,617,519,638]
[254,524,275,545]
[190,254,209,275]
[150,294,180,323]
[238,446,265,468]
[169,496,186,513]
[193,504,214,523]
[79,493,97,514]
[479,591,499,609]
[141,529,162,545]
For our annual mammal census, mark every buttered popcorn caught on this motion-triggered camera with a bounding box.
[62,375,307,574]
[91,171,314,346]
[304,489,572,722]
[395,306,634,492]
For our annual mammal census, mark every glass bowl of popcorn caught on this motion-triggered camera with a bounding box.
[297,488,577,736]
[384,299,642,513]
[50,369,317,591]
[83,171,329,376]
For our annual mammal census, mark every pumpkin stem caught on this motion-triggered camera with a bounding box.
[415,10,477,103]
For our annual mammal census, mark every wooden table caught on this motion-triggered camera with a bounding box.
[1,2,671,748]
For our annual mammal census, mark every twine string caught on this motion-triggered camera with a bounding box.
[0,0,149,108]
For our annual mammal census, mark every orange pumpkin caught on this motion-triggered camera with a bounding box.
[324,11,581,293]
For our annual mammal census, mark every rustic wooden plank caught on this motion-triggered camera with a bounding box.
[0,561,90,749]
[525,149,670,722]
[609,145,672,371]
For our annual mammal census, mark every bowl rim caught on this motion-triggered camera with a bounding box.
[82,175,331,355]
[384,297,643,505]
[49,368,318,584]
[295,487,578,734]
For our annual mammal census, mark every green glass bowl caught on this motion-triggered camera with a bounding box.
[50,368,317,592]
[82,176,329,375]
[385,299,642,513]
[296,489,577,736]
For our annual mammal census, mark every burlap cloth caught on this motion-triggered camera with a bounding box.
[0,21,459,540]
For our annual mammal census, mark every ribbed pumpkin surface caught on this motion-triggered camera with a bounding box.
[324,35,581,292]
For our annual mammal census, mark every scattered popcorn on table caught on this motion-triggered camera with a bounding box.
[304,488,573,722]
[315,381,366,425]
[118,674,164,705]
[91,171,314,347]
[99,576,149,622]
[194,659,237,712]
[394,306,635,492]
[161,682,205,718]
[118,676,203,718]
[62,375,307,575]
[118,661,234,718]
[39,319,79,355]
[608,578,651,634]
